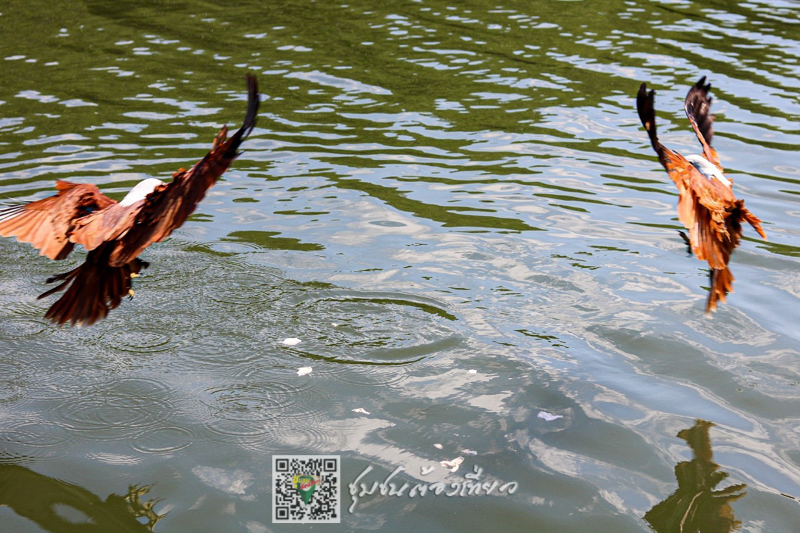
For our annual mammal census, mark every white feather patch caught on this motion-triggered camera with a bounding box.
[684,154,731,188]
[119,178,165,206]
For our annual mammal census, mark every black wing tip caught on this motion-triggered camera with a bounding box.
[636,81,657,138]
[246,73,258,92]
[221,74,260,158]
[694,75,711,93]
[685,75,715,144]
[244,73,259,127]
[637,82,655,106]
[238,73,260,140]
[687,75,713,104]
[636,83,647,112]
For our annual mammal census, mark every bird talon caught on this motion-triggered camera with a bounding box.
[128,289,135,300]
[678,231,692,256]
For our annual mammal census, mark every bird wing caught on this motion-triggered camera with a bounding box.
[684,76,724,175]
[106,74,260,267]
[0,181,116,260]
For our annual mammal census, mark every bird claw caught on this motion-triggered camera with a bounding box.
[678,231,692,256]
[128,289,135,300]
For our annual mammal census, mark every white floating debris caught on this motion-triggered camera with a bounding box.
[193,466,254,495]
[537,411,563,422]
[297,367,313,376]
[468,369,477,374]
[461,449,478,455]
[352,408,370,415]
[282,338,302,346]
[421,466,435,476]
[440,457,464,473]
[332,323,338,327]
[433,443,443,450]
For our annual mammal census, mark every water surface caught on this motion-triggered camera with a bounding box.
[1,0,799,531]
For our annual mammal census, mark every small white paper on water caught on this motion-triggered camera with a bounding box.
[537,410,563,421]
[433,443,443,450]
[352,408,370,415]
[461,449,477,455]
[468,369,477,374]
[297,367,313,376]
[440,456,464,472]
[282,338,302,346]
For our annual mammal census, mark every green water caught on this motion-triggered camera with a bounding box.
[1,0,799,531]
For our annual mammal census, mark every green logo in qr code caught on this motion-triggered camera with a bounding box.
[273,455,340,523]
[293,474,319,504]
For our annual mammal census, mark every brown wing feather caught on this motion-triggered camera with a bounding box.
[0,181,116,260]
[69,201,148,252]
[108,74,260,267]
[669,163,736,270]
[684,76,723,172]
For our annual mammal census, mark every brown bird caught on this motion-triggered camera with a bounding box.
[637,77,766,314]
[0,75,259,326]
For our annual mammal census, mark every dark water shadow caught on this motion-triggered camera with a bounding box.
[645,420,747,533]
[0,464,164,532]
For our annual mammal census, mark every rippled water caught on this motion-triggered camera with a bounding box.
[1,0,799,531]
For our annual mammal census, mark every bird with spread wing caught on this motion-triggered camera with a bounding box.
[637,77,766,314]
[0,75,260,326]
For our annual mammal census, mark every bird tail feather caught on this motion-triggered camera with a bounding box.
[39,257,148,326]
[706,267,734,315]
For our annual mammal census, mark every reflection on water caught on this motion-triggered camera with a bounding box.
[646,420,746,533]
[0,464,164,532]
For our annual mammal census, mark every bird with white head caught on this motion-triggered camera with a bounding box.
[0,75,260,326]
